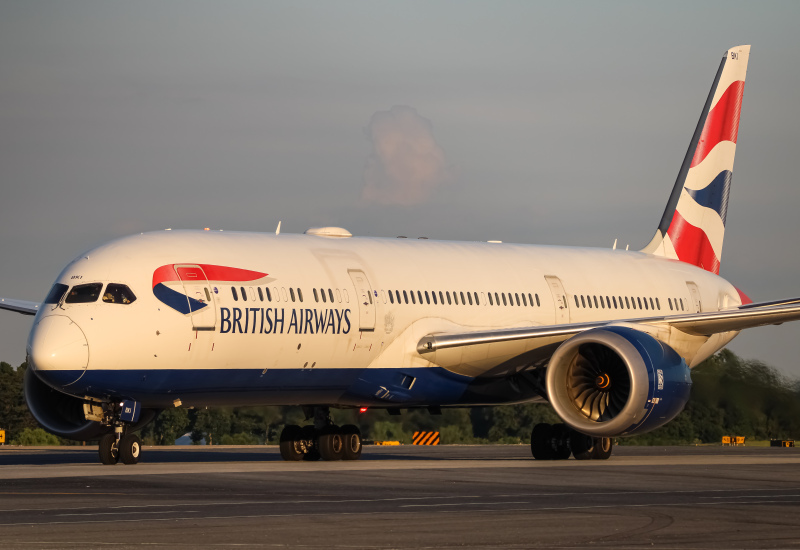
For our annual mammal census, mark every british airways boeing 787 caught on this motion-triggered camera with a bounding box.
[4,45,800,465]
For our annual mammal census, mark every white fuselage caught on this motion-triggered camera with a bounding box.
[27,230,741,409]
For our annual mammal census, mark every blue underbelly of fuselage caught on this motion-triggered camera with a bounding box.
[35,366,543,409]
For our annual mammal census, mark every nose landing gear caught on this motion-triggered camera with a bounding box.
[95,401,143,465]
[279,406,363,462]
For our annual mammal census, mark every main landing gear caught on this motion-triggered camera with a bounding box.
[530,422,612,460]
[279,407,363,461]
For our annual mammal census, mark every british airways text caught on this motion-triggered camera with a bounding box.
[220,307,351,335]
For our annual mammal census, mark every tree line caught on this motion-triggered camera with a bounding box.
[2,349,799,446]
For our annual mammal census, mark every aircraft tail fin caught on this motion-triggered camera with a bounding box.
[641,45,750,275]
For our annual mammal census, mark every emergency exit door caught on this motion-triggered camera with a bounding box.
[175,264,216,330]
[348,269,375,331]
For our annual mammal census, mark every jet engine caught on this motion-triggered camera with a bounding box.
[24,368,156,440]
[545,326,691,437]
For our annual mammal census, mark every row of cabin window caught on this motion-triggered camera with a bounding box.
[231,286,350,304]
[572,294,686,312]
[386,289,541,307]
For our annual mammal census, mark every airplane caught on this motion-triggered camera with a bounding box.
[3,44,800,465]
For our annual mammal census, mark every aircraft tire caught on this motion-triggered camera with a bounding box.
[341,425,362,461]
[98,434,119,465]
[551,424,572,460]
[530,423,553,460]
[570,431,595,460]
[279,425,304,461]
[119,434,142,465]
[299,425,322,461]
[592,437,613,460]
[318,426,344,461]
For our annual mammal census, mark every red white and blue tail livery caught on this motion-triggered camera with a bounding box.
[643,45,749,274]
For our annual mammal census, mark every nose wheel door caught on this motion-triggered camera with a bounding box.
[175,265,216,330]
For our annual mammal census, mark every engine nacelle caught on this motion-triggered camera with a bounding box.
[24,368,156,440]
[545,326,691,437]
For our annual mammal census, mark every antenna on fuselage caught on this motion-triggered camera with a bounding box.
[276,221,282,235]
[613,239,617,250]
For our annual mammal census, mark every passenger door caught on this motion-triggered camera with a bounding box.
[545,275,570,324]
[175,265,216,330]
[348,269,375,331]
[686,281,703,313]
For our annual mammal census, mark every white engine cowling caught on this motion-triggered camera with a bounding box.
[545,326,691,437]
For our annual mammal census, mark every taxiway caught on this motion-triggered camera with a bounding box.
[1,445,800,549]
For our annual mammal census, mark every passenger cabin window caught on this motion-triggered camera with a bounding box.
[314,288,319,302]
[232,287,239,301]
[258,288,264,301]
[65,282,103,304]
[290,288,296,302]
[266,288,272,301]
[102,283,136,305]
[240,287,248,301]
[44,283,69,304]
[298,289,304,302]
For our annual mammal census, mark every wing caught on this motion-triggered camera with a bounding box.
[0,297,40,316]
[416,298,800,376]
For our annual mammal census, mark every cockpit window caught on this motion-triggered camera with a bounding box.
[65,283,103,304]
[44,283,69,304]
[103,284,137,305]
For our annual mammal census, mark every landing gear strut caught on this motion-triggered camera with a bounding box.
[530,422,612,460]
[95,402,143,465]
[279,406,363,462]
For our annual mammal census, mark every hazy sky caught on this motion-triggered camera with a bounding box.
[2,1,800,376]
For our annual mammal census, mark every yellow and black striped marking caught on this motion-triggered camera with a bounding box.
[413,431,440,445]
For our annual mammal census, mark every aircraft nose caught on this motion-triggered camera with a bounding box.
[28,315,89,388]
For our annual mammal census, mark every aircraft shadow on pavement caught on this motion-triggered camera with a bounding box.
[0,446,469,466]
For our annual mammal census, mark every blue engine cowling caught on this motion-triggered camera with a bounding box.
[545,326,691,437]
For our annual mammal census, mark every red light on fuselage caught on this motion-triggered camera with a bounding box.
[359,407,368,413]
